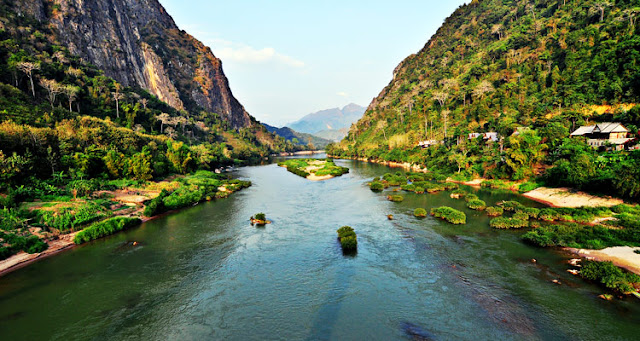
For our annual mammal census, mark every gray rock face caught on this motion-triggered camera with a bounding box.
[13,0,252,128]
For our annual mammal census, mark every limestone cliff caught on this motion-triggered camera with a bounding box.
[13,0,252,128]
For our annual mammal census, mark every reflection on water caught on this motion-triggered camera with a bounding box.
[0,159,639,340]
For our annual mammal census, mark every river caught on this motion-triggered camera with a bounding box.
[0,159,639,340]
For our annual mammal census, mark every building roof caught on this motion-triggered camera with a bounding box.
[571,123,628,136]
[570,125,595,136]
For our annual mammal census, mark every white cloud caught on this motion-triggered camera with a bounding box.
[337,92,349,97]
[213,43,305,68]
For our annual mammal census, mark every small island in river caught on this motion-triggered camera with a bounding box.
[278,159,349,181]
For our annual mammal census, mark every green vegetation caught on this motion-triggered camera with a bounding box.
[580,261,640,294]
[254,213,266,221]
[522,222,640,250]
[337,226,357,251]
[387,195,404,202]
[0,230,48,260]
[431,206,466,225]
[486,206,504,217]
[278,158,349,179]
[327,0,640,201]
[369,181,384,192]
[466,199,487,211]
[414,208,427,218]
[73,217,141,244]
[490,217,529,229]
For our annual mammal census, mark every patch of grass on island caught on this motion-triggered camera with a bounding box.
[414,208,427,218]
[431,206,466,225]
[278,158,349,180]
[337,226,357,251]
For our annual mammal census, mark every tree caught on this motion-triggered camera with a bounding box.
[155,113,171,133]
[491,24,503,40]
[590,1,612,22]
[140,98,148,110]
[39,78,63,109]
[62,85,80,112]
[473,80,494,99]
[17,62,40,97]
[112,82,124,118]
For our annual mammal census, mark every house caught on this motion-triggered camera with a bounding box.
[468,132,499,142]
[417,140,442,148]
[570,122,633,151]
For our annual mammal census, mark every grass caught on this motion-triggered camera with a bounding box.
[74,217,141,244]
[431,206,466,225]
[580,261,640,294]
[522,223,640,249]
[414,208,427,217]
[490,217,529,229]
[387,195,404,202]
[279,158,348,178]
[466,199,487,211]
[337,226,357,251]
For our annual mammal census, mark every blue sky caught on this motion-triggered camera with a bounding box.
[158,0,468,126]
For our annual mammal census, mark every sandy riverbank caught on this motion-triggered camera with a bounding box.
[523,187,624,208]
[566,247,640,275]
[0,232,78,277]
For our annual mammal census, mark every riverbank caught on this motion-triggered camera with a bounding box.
[566,247,640,275]
[278,158,349,181]
[0,171,250,277]
[523,187,624,208]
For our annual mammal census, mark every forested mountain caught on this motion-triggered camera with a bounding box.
[288,103,365,134]
[0,0,295,187]
[263,124,333,149]
[328,0,640,199]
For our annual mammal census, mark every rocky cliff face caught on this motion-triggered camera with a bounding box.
[13,0,252,128]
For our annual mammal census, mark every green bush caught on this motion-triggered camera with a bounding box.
[490,217,529,229]
[517,207,540,219]
[486,206,504,217]
[143,189,170,217]
[499,201,525,212]
[74,217,141,244]
[513,212,530,220]
[337,226,357,251]
[401,184,416,192]
[254,213,266,221]
[370,181,384,191]
[414,186,425,194]
[522,223,640,249]
[450,189,466,198]
[464,194,479,202]
[388,195,404,202]
[466,199,486,211]
[414,208,427,217]
[431,206,466,224]
[581,261,640,294]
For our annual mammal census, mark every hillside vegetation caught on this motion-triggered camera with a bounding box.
[328,0,640,199]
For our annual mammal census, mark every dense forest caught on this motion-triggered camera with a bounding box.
[328,0,640,199]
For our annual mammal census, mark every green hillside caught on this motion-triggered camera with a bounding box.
[328,0,640,199]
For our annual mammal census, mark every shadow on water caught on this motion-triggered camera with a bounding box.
[306,260,357,341]
[401,322,437,340]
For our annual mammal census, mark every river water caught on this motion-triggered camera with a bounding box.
[0,159,639,340]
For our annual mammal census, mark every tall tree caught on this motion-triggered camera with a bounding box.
[39,78,62,109]
[17,62,40,98]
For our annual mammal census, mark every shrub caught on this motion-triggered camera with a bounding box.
[387,195,404,202]
[518,207,540,219]
[538,208,562,221]
[513,212,530,220]
[499,201,525,211]
[414,186,425,194]
[254,213,266,221]
[522,223,640,249]
[490,217,529,229]
[431,206,466,224]
[518,181,541,193]
[144,189,170,217]
[464,194,479,202]
[370,181,384,192]
[581,261,640,294]
[414,208,427,217]
[466,199,486,211]
[486,206,504,217]
[337,226,357,251]
[74,217,141,244]
[450,189,466,198]
[163,186,204,210]
[401,184,416,192]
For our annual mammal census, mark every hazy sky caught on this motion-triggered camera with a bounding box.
[158,0,468,126]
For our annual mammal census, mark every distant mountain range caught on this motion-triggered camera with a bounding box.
[263,124,333,149]
[287,103,366,139]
